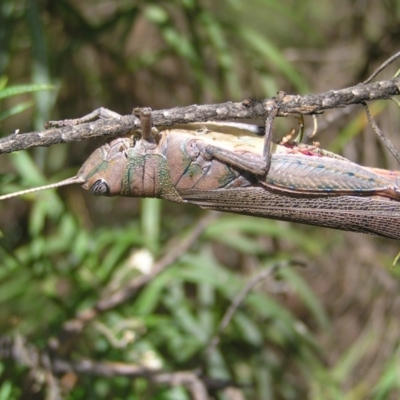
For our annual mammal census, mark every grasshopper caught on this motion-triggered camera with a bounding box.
[2,110,400,239]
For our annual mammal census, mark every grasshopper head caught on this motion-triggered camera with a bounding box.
[0,138,132,201]
[77,137,131,196]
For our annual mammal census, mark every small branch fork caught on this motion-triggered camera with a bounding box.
[204,263,281,359]
[1,77,400,155]
[203,260,305,361]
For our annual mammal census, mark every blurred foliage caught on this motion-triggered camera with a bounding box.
[1,0,400,399]
[0,78,53,122]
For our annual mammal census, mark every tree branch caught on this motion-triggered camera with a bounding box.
[1,78,399,155]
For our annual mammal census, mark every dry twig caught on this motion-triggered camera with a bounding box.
[1,79,399,154]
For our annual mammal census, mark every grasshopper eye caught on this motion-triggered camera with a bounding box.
[91,179,109,196]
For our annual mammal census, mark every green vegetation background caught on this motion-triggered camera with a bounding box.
[1,1,400,399]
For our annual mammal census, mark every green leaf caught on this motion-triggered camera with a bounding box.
[0,83,54,99]
[278,265,330,330]
[0,101,33,122]
[238,27,309,93]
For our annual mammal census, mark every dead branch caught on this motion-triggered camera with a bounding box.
[0,335,212,400]
[1,78,399,155]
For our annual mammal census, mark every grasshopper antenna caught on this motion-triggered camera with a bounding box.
[0,176,85,201]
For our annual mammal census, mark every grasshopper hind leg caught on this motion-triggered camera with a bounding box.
[202,144,267,176]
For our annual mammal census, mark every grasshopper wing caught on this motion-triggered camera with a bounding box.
[182,187,400,240]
